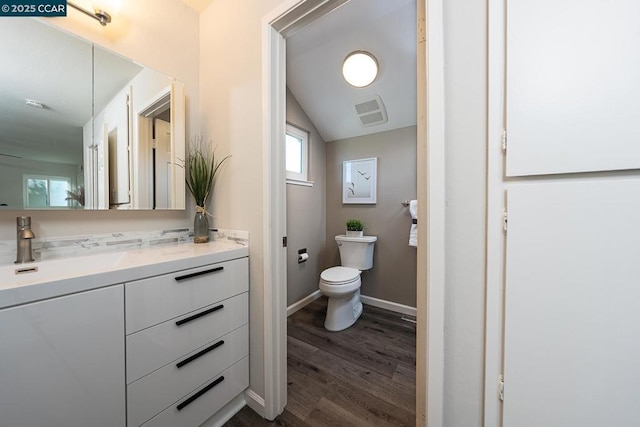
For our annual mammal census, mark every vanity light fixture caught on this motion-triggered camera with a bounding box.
[342,51,379,88]
[67,0,122,26]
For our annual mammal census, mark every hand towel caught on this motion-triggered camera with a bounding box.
[409,199,417,247]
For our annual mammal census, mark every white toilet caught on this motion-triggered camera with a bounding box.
[319,234,377,331]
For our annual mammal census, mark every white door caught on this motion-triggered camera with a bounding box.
[154,118,171,209]
[503,179,640,426]
[103,88,132,207]
[505,0,640,176]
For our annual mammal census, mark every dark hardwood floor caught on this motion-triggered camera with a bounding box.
[224,297,416,426]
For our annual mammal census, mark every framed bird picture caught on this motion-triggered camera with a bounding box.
[342,157,377,204]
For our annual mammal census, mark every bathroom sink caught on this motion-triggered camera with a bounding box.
[0,240,249,310]
[1,251,128,289]
[0,240,246,290]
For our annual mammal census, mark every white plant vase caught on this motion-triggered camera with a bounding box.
[346,230,363,238]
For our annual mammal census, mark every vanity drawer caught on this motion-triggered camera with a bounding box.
[126,257,248,334]
[128,324,248,427]
[141,357,249,427]
[127,292,248,383]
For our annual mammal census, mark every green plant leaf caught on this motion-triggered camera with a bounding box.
[185,136,230,207]
[346,219,364,231]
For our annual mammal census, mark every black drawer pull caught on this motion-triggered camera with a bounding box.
[176,376,225,411]
[175,304,223,327]
[176,340,225,369]
[174,266,224,282]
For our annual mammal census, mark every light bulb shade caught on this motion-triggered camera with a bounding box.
[342,51,378,88]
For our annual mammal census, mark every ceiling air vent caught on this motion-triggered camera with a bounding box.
[354,94,388,127]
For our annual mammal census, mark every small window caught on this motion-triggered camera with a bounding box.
[285,124,309,183]
[23,175,71,208]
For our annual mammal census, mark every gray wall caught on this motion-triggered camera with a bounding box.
[285,89,327,306]
[326,126,417,307]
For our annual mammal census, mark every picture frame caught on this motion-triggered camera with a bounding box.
[342,157,377,204]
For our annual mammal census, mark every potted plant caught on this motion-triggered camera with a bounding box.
[346,219,365,237]
[186,137,230,243]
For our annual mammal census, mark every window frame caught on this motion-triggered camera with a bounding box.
[285,123,311,185]
[23,174,72,209]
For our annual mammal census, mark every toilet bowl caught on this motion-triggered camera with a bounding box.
[319,266,363,331]
[319,235,376,331]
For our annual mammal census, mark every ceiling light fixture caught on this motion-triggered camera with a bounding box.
[67,0,122,26]
[342,51,379,88]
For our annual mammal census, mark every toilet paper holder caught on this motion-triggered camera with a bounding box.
[298,248,308,263]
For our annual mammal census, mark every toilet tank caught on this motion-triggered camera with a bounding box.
[335,235,377,270]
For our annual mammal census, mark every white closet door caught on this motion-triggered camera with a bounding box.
[506,0,640,176]
[503,179,640,426]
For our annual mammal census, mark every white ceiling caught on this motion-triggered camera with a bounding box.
[286,0,417,142]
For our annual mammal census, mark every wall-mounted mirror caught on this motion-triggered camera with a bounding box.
[0,19,185,210]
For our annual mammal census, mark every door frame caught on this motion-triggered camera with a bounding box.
[485,0,508,424]
[261,0,446,424]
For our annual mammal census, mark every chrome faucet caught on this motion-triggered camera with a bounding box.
[15,216,35,264]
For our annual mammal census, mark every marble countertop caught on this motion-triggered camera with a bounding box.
[0,240,249,310]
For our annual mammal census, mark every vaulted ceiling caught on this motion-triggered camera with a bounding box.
[286,0,417,142]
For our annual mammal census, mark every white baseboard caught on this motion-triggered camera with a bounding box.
[287,289,322,317]
[244,388,266,418]
[199,393,246,427]
[360,294,417,317]
[287,291,416,317]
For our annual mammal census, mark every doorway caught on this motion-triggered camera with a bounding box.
[281,1,418,423]
[261,0,445,425]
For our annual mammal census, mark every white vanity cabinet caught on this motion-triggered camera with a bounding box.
[125,257,249,427]
[0,285,126,427]
[0,241,249,427]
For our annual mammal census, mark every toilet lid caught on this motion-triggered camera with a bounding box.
[320,266,360,284]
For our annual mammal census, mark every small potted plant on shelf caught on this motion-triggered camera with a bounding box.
[186,137,230,243]
[345,219,365,237]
